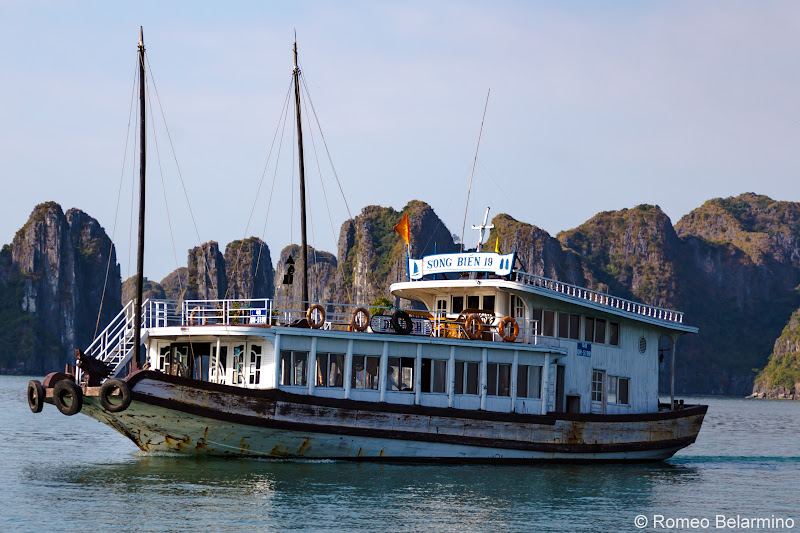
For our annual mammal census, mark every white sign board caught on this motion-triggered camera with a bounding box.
[409,252,515,280]
[249,308,268,324]
[370,315,433,336]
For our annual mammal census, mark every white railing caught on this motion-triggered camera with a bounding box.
[78,299,182,384]
[428,310,541,345]
[79,296,556,385]
[513,270,685,324]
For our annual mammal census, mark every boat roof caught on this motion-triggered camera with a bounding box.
[391,252,698,334]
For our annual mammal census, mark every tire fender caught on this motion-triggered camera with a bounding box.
[99,379,132,413]
[53,380,83,416]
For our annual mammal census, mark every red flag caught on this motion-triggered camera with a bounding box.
[393,212,410,245]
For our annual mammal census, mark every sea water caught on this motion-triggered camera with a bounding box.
[1,375,799,532]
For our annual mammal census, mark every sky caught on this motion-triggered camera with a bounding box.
[2,1,799,282]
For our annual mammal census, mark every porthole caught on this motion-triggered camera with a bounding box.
[638,336,647,354]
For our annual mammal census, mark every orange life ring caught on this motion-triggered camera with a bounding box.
[499,315,519,342]
[189,306,201,326]
[307,304,326,329]
[464,313,483,340]
[351,307,369,332]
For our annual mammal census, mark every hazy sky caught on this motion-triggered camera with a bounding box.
[2,1,799,281]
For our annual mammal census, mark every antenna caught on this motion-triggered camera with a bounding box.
[459,89,490,252]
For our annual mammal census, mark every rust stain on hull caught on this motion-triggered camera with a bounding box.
[297,438,312,455]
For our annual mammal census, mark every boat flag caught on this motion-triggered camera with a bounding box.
[495,237,500,254]
[394,212,410,245]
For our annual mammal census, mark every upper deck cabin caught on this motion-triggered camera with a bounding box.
[91,252,695,418]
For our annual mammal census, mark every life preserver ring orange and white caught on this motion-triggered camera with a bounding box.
[498,315,519,342]
[307,304,326,329]
[350,307,369,332]
[464,313,483,340]
[189,306,202,326]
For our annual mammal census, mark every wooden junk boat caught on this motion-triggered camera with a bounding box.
[26,30,706,461]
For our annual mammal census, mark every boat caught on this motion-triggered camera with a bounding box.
[25,29,706,462]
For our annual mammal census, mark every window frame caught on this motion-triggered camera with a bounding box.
[487,362,511,397]
[558,312,580,340]
[516,364,542,399]
[421,358,448,394]
[609,321,620,346]
[350,354,380,390]
[608,376,630,405]
[584,317,611,345]
[591,370,605,403]
[454,360,480,395]
[280,350,308,387]
[316,352,345,388]
[387,357,415,392]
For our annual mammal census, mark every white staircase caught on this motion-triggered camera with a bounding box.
[78,299,174,383]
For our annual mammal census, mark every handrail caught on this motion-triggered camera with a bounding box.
[513,270,685,324]
[78,298,178,383]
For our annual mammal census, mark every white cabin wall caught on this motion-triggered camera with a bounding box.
[523,294,663,414]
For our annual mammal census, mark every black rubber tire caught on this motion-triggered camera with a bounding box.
[27,380,45,414]
[99,379,132,413]
[391,310,413,335]
[53,380,83,416]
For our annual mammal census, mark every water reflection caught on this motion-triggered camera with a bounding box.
[17,455,705,532]
[5,376,800,532]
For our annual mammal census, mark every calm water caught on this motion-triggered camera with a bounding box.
[2,375,799,532]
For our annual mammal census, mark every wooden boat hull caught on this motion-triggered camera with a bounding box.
[66,371,707,462]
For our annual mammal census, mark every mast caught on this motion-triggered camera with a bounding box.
[293,41,309,308]
[133,27,147,369]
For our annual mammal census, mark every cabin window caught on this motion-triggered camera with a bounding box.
[608,376,630,405]
[487,363,511,396]
[280,350,308,386]
[558,312,580,340]
[158,345,170,372]
[482,295,495,313]
[421,358,448,393]
[173,344,191,378]
[436,298,447,316]
[387,357,414,391]
[511,295,526,320]
[233,344,246,384]
[454,361,480,395]
[591,370,605,402]
[541,310,555,337]
[248,344,262,385]
[584,317,607,344]
[517,365,542,398]
[609,322,620,346]
[351,355,380,390]
[467,295,480,310]
[210,344,227,382]
[452,296,464,314]
[594,318,606,343]
[316,353,345,388]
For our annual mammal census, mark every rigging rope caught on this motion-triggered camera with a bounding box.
[145,69,185,299]
[460,89,490,252]
[299,70,353,221]
[146,54,216,300]
[298,65,356,304]
[253,77,294,300]
[221,79,293,301]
